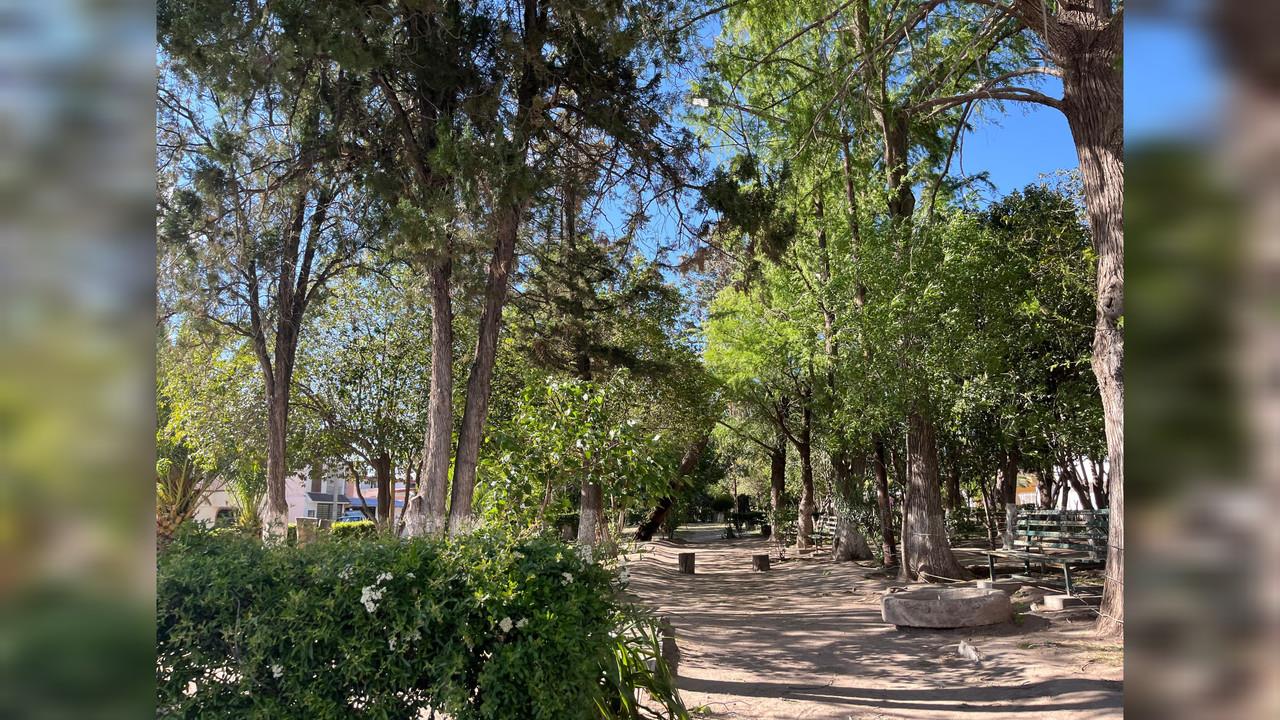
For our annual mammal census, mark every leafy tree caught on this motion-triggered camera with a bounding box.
[294,270,434,529]
[158,12,383,536]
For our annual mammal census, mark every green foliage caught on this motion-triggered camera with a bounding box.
[158,528,686,719]
[481,373,675,531]
[709,494,735,514]
[331,520,376,539]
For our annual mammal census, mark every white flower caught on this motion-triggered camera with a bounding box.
[271,664,283,679]
[388,636,398,651]
[376,572,393,583]
[499,617,514,633]
[516,618,528,629]
[562,572,574,585]
[360,584,386,613]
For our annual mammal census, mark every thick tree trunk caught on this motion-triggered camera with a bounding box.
[831,451,874,561]
[408,259,454,536]
[794,406,816,548]
[372,452,392,527]
[873,440,897,566]
[448,211,520,533]
[577,481,603,555]
[263,382,290,539]
[1060,26,1124,635]
[999,446,1020,548]
[900,411,967,582]
[946,456,963,511]
[633,437,709,541]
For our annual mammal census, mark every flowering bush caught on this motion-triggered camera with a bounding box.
[157,527,683,719]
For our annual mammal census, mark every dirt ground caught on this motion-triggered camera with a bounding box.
[624,532,1123,720]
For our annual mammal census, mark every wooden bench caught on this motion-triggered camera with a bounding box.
[811,513,837,546]
[985,509,1108,596]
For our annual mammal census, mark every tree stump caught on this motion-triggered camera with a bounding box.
[751,553,770,572]
[678,552,695,574]
[296,517,318,546]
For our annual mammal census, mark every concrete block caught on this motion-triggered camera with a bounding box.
[882,587,1012,629]
[1042,594,1102,611]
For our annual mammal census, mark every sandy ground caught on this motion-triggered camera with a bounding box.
[624,531,1123,720]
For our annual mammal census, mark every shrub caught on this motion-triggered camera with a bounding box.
[157,527,685,719]
[708,494,735,514]
[331,519,375,539]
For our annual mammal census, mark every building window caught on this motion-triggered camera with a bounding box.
[306,509,316,518]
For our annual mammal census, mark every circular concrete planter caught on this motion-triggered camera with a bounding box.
[881,587,1012,629]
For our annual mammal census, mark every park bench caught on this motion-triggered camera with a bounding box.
[985,509,1108,596]
[811,513,836,546]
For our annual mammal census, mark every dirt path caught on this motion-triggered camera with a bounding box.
[625,535,1122,719]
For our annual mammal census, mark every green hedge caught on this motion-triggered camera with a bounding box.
[157,528,683,719]
[331,519,376,539]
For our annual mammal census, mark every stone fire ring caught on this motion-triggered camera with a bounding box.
[881,587,1012,629]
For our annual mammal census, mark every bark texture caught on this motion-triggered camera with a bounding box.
[900,411,968,582]
[407,259,454,536]
[873,440,897,566]
[1054,7,1124,635]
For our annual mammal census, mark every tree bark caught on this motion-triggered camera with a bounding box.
[407,259,454,536]
[445,0,544,534]
[577,481,603,555]
[1044,1,1124,636]
[831,451,874,561]
[999,445,1020,548]
[793,404,816,548]
[769,424,787,553]
[873,440,896,566]
[447,210,520,533]
[372,452,392,527]
[900,411,968,582]
[946,455,963,511]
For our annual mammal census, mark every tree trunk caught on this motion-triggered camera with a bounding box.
[831,451,874,561]
[372,452,393,527]
[793,405,816,549]
[447,210,520,533]
[946,456,963,511]
[979,473,998,548]
[999,446,1020,548]
[577,481,603,555]
[1054,11,1124,637]
[444,0,543,534]
[769,429,787,553]
[1091,456,1109,509]
[1061,454,1095,510]
[899,411,967,582]
[407,259,454,536]
[1039,468,1058,509]
[633,436,709,541]
[872,440,897,566]
[263,381,290,539]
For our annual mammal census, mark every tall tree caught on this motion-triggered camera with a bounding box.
[158,10,380,537]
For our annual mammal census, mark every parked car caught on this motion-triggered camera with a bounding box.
[337,510,368,523]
